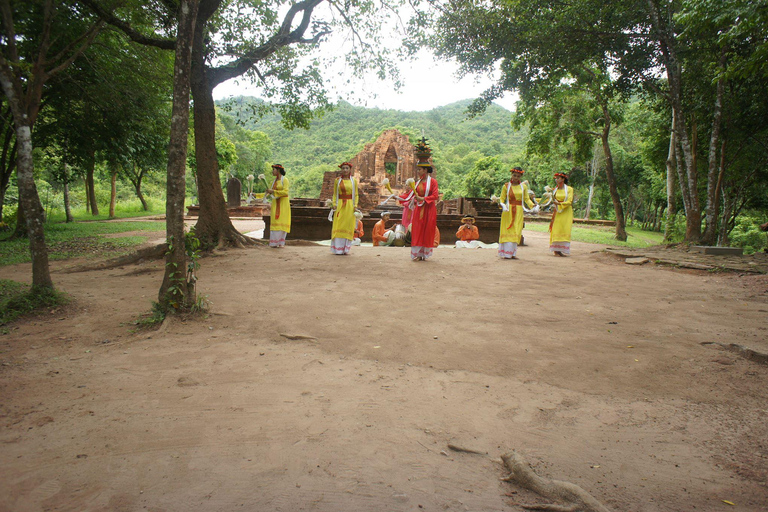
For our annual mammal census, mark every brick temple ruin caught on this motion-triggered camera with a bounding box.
[319,129,424,210]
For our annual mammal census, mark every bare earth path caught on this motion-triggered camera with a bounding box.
[1,231,767,511]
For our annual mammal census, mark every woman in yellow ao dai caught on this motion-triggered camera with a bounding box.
[498,167,535,259]
[267,164,291,248]
[549,172,574,256]
[330,162,360,255]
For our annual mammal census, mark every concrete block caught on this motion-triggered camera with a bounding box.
[692,246,743,256]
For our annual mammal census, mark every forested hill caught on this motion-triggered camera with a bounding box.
[215,96,527,198]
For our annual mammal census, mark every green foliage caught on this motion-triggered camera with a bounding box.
[218,97,527,198]
[729,215,768,255]
[463,157,507,197]
[0,280,69,326]
[132,301,168,329]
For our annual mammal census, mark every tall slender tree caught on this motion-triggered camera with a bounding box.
[0,0,102,290]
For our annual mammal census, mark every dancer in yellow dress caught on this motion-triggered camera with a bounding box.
[549,172,574,256]
[330,162,360,255]
[266,164,290,248]
[498,167,536,259]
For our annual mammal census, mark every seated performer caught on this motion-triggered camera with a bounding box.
[455,215,481,248]
[352,212,365,246]
[372,211,395,246]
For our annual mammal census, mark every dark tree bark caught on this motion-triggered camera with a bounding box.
[109,168,117,218]
[85,148,99,215]
[125,163,149,210]
[189,0,250,249]
[63,181,73,222]
[600,104,627,241]
[158,0,199,308]
[191,0,325,249]
[189,1,248,249]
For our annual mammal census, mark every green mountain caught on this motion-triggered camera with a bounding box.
[216,97,528,198]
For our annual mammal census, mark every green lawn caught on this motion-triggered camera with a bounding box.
[0,220,166,266]
[524,221,664,248]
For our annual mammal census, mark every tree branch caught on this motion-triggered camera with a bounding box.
[46,20,104,77]
[209,0,326,87]
[78,0,176,50]
[0,0,20,62]
[45,19,104,73]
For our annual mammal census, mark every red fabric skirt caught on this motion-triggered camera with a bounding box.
[411,202,437,248]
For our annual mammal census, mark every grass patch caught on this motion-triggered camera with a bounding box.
[0,221,165,266]
[46,201,165,223]
[524,221,664,248]
[0,280,70,326]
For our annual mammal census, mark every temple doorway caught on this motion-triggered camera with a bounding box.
[383,142,401,184]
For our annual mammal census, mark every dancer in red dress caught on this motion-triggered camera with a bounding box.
[410,164,439,261]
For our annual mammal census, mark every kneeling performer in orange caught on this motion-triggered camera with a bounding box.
[455,215,481,248]
[372,211,395,246]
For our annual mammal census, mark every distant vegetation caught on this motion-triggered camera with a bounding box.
[217,97,528,199]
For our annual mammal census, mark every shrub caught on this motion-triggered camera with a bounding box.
[729,216,767,255]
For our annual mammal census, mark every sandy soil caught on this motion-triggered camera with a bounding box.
[1,230,767,512]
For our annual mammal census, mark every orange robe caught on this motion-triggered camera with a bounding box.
[354,220,364,239]
[456,224,479,241]
[372,220,390,246]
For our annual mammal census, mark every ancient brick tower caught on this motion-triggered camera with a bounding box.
[320,129,426,210]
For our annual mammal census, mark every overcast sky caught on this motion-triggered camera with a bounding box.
[212,52,518,113]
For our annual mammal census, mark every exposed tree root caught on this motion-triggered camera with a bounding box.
[57,243,167,273]
[501,451,611,512]
[520,504,578,511]
[701,341,768,365]
[447,443,486,455]
[279,333,317,341]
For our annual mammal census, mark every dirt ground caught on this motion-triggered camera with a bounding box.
[1,229,767,512]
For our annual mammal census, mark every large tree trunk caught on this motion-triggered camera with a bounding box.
[0,68,53,288]
[647,0,701,243]
[86,148,99,216]
[109,169,117,218]
[7,124,53,288]
[158,0,199,309]
[84,175,91,213]
[600,106,627,241]
[664,112,677,242]
[63,181,73,223]
[583,151,599,220]
[190,0,252,250]
[701,52,727,246]
[136,177,148,211]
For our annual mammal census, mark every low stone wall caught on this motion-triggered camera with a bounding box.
[186,204,270,217]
